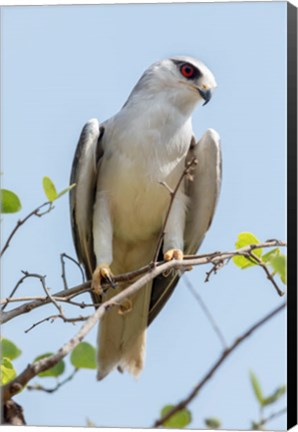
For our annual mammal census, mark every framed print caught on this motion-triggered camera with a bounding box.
[1,1,297,430]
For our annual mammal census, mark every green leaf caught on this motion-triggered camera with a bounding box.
[262,248,280,263]
[270,255,287,284]
[251,421,263,430]
[70,342,96,369]
[249,370,264,405]
[86,418,96,427]
[160,405,192,428]
[262,385,286,406]
[33,353,65,378]
[205,417,221,429]
[42,177,58,202]
[1,338,22,360]
[0,189,22,213]
[233,232,262,269]
[56,183,76,199]
[0,357,17,385]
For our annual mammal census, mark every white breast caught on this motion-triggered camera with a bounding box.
[98,104,193,243]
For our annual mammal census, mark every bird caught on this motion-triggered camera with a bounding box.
[69,56,222,380]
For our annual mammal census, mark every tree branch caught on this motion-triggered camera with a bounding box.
[0,240,286,325]
[256,407,287,428]
[2,246,286,402]
[60,253,85,290]
[153,302,286,427]
[0,201,54,258]
[152,157,198,263]
[27,368,79,394]
[249,251,284,297]
[183,274,227,349]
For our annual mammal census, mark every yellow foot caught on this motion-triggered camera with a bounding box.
[164,248,184,261]
[92,263,114,295]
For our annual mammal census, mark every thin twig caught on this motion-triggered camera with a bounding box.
[152,157,198,263]
[35,273,65,316]
[60,253,85,290]
[256,407,287,428]
[1,272,34,312]
[1,296,104,308]
[0,241,286,325]
[183,274,227,349]
[249,252,284,297]
[153,302,286,427]
[27,368,79,394]
[1,257,286,402]
[204,258,227,282]
[0,202,53,258]
[25,313,90,333]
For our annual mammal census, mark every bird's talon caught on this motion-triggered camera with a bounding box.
[92,263,114,295]
[164,248,184,261]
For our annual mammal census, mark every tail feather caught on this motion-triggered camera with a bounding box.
[97,281,152,380]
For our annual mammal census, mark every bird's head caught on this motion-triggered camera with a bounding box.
[126,56,217,115]
[167,56,216,105]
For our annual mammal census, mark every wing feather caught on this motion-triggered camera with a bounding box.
[69,119,104,279]
[148,129,222,325]
[184,128,222,254]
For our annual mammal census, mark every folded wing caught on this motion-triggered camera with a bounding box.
[69,119,104,280]
[148,129,222,325]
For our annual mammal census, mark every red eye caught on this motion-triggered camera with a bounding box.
[180,64,195,79]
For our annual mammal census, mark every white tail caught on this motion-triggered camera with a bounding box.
[97,281,152,380]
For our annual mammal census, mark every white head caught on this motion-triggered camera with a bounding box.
[125,56,217,113]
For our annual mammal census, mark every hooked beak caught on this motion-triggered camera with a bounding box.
[198,88,212,106]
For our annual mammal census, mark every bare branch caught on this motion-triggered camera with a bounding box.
[26,369,79,394]
[204,257,227,282]
[34,272,65,316]
[153,302,286,428]
[0,201,53,258]
[152,157,198,263]
[3,400,26,425]
[0,282,91,324]
[1,272,34,312]
[183,274,227,349]
[60,253,85,290]
[1,248,286,403]
[249,251,284,297]
[24,313,90,333]
[256,407,287,428]
[0,240,286,325]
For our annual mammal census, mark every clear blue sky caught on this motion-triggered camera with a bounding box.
[1,2,287,429]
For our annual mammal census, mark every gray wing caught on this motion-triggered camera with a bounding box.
[69,119,104,280]
[148,128,222,325]
[184,128,222,254]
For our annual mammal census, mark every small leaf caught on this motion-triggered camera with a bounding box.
[263,385,286,406]
[57,183,76,199]
[33,353,65,377]
[86,418,96,427]
[70,342,96,369]
[0,357,17,385]
[160,405,192,428]
[270,255,287,284]
[249,370,264,405]
[233,232,262,269]
[1,338,22,360]
[0,189,22,213]
[262,248,280,263]
[42,177,58,202]
[251,421,263,430]
[205,417,221,429]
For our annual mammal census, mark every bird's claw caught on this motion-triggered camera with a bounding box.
[92,263,114,295]
[164,248,184,261]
